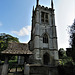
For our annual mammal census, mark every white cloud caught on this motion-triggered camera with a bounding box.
[11,26,31,36]
[0,22,3,26]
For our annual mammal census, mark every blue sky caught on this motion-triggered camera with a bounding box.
[0,0,75,49]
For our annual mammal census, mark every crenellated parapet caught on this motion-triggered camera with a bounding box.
[36,5,54,11]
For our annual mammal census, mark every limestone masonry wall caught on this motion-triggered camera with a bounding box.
[0,65,3,75]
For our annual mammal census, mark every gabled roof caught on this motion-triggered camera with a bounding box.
[1,42,32,55]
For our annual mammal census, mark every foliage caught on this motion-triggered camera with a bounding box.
[58,64,75,75]
[69,20,75,46]
[66,48,72,57]
[58,48,66,59]
[59,57,73,65]
[58,48,74,75]
[0,40,7,52]
[58,20,75,75]
[69,19,75,62]
[0,33,19,60]
[58,48,73,65]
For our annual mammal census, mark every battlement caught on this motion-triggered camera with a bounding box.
[35,5,54,11]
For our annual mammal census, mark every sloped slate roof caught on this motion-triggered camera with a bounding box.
[1,42,32,55]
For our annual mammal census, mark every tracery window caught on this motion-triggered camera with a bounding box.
[41,12,49,23]
[43,34,48,43]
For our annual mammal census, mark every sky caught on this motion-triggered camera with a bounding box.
[0,0,75,50]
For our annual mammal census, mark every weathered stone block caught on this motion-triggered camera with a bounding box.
[1,64,8,75]
[24,64,58,75]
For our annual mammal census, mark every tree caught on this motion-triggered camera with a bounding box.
[69,19,75,62]
[0,33,19,52]
[58,48,73,65]
[58,48,66,59]
[0,33,19,60]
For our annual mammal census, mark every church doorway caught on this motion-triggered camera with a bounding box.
[43,53,50,65]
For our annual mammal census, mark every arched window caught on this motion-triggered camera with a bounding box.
[43,34,48,43]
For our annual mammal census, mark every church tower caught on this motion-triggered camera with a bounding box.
[29,0,59,66]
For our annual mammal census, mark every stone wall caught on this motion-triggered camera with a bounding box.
[0,65,3,75]
[24,64,58,75]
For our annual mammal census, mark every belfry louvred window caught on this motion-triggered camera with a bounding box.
[43,34,48,43]
[41,12,49,23]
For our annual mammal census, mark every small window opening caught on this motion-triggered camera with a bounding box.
[45,13,48,23]
[41,12,45,22]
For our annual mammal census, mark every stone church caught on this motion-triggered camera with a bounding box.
[1,0,59,75]
[29,0,58,65]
